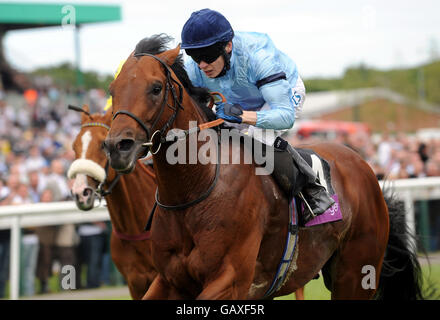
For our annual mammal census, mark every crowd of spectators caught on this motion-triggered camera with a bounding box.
[0,82,439,298]
[289,125,440,253]
[289,129,440,181]
[0,84,120,298]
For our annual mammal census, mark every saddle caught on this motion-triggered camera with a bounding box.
[272,145,334,192]
[237,132,335,226]
[272,146,336,226]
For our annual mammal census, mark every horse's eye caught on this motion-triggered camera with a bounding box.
[152,84,162,96]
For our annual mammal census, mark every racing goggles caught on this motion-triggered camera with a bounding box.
[185,42,226,64]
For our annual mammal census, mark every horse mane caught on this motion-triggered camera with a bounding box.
[134,34,216,121]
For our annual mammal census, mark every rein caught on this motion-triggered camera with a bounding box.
[144,138,221,235]
[110,53,227,236]
[154,140,221,211]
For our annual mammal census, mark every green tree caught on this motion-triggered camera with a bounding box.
[304,60,440,109]
[31,62,113,91]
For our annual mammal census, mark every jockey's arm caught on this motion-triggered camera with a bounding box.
[240,79,295,129]
[249,46,296,131]
[253,79,296,130]
[223,78,296,129]
[241,110,257,125]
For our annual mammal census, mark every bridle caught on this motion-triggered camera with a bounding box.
[81,121,122,204]
[66,108,123,206]
[80,121,157,241]
[112,53,185,155]
[111,53,222,218]
[96,160,121,199]
[68,106,154,241]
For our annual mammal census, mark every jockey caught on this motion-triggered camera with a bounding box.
[181,8,334,219]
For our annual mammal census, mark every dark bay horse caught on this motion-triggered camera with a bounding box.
[68,105,157,299]
[104,38,424,299]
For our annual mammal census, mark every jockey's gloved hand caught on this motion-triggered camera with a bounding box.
[215,103,243,124]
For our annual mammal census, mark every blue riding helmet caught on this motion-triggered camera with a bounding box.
[181,9,234,49]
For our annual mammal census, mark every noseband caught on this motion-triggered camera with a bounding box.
[112,53,184,154]
[80,121,121,204]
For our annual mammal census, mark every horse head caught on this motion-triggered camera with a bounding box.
[104,46,186,173]
[68,105,114,210]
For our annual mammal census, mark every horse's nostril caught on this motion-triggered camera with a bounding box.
[102,140,109,152]
[83,188,92,197]
[117,139,134,152]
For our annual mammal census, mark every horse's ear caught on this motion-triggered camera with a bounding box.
[158,44,181,67]
[103,106,113,125]
[81,104,91,122]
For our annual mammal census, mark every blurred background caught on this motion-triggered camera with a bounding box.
[0,0,439,300]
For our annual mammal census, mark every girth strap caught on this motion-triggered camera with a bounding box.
[263,197,299,298]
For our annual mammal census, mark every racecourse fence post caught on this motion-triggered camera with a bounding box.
[417,200,430,251]
[9,216,21,300]
[403,190,417,252]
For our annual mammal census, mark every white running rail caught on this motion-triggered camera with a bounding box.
[1,177,440,300]
[0,201,109,300]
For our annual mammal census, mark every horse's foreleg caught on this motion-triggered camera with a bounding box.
[142,275,170,300]
[196,222,262,300]
[295,287,305,300]
[196,263,240,300]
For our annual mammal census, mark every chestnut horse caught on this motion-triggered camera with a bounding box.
[68,105,307,300]
[104,38,424,299]
[68,105,157,299]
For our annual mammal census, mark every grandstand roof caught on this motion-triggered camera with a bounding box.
[0,2,121,31]
[0,2,122,91]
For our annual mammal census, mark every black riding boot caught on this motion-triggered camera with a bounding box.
[285,144,335,219]
[273,137,335,221]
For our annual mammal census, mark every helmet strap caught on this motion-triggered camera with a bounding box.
[214,48,232,78]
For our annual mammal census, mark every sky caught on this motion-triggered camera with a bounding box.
[2,0,440,79]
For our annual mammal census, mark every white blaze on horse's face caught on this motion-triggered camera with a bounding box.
[81,130,92,158]
[68,130,106,200]
[73,131,92,193]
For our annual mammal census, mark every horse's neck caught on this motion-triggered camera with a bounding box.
[105,165,156,234]
[153,95,217,205]
[154,150,217,206]
[178,93,210,128]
